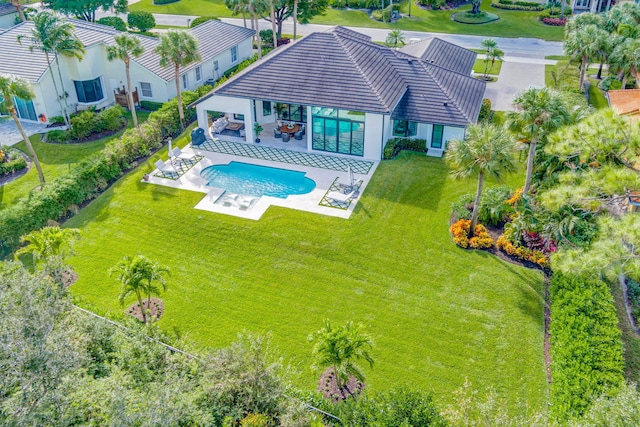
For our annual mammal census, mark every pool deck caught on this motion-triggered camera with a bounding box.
[144,140,378,220]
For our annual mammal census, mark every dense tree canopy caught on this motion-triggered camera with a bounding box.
[44,0,128,22]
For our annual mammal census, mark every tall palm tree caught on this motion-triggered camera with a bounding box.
[480,38,497,78]
[226,0,249,28]
[485,47,504,79]
[0,74,45,186]
[14,226,80,283]
[385,29,405,48]
[18,11,67,127]
[7,0,26,22]
[248,0,264,59]
[51,22,85,126]
[446,124,517,237]
[107,34,144,128]
[155,30,201,129]
[507,87,571,195]
[268,0,278,49]
[308,320,374,390]
[293,0,299,40]
[110,255,169,324]
[564,24,609,92]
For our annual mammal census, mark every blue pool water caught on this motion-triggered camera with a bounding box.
[200,162,316,199]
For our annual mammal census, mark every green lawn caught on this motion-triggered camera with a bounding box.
[65,145,547,414]
[0,112,150,210]
[473,58,503,75]
[131,0,564,40]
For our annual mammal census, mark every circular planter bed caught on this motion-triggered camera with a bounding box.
[318,368,365,402]
[126,298,164,322]
[452,11,500,24]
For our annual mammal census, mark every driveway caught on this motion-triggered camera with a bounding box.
[484,58,549,111]
[0,118,48,147]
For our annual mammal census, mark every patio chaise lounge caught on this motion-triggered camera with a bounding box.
[326,189,358,203]
[171,147,195,162]
[154,159,178,177]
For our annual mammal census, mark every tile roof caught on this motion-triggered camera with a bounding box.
[0,3,18,17]
[206,26,485,126]
[0,19,254,82]
[608,88,640,121]
[399,37,477,75]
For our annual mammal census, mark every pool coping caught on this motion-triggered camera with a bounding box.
[144,143,379,220]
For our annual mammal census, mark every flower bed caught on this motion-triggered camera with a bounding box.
[540,16,567,26]
[450,219,494,249]
[496,232,549,268]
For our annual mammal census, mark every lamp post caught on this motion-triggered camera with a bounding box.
[187,18,191,28]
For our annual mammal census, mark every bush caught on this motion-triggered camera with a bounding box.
[417,0,446,9]
[450,219,494,249]
[540,16,567,26]
[478,186,512,225]
[190,16,219,27]
[0,147,27,176]
[478,98,492,123]
[451,194,473,221]
[549,273,624,421]
[628,279,640,324]
[372,4,399,21]
[496,233,549,267]
[140,100,164,111]
[153,0,180,4]
[330,0,347,8]
[383,137,427,159]
[97,16,127,31]
[47,106,126,143]
[490,0,543,10]
[128,11,156,32]
[598,76,622,91]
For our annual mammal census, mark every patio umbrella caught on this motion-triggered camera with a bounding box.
[348,165,355,187]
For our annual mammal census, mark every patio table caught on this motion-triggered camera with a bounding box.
[279,124,300,134]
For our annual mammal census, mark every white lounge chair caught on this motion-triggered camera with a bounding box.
[171,147,194,162]
[154,159,178,176]
[326,189,358,203]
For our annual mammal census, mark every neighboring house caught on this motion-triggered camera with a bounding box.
[571,0,614,14]
[0,3,19,28]
[398,37,477,76]
[608,88,640,121]
[0,19,254,122]
[193,26,485,160]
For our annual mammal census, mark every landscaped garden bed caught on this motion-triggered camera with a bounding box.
[0,146,28,185]
[45,106,127,143]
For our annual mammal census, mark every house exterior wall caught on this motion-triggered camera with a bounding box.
[196,94,253,135]
[0,12,16,29]
[364,113,386,160]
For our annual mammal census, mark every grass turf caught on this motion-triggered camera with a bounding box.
[131,0,564,40]
[66,143,547,414]
[0,112,150,210]
[473,58,503,75]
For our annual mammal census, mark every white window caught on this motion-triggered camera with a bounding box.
[140,82,153,98]
[195,66,202,82]
[214,60,219,71]
[231,46,238,63]
[182,74,188,90]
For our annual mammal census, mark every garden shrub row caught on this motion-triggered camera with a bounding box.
[383,137,427,159]
[140,100,164,111]
[549,273,624,421]
[46,106,126,143]
[540,16,567,26]
[450,219,494,249]
[190,16,219,27]
[153,0,180,5]
[330,0,380,9]
[0,89,205,255]
[490,0,544,10]
[96,16,127,31]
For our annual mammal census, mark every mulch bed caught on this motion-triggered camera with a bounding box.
[0,149,30,186]
[126,298,164,322]
[318,368,365,402]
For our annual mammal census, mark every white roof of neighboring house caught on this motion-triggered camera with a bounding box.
[0,19,254,83]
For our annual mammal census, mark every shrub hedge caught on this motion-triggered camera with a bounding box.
[549,273,624,421]
[96,16,127,31]
[383,137,427,159]
[0,89,206,255]
[490,0,544,10]
[128,11,156,32]
[0,147,27,176]
[153,0,180,4]
[140,100,164,111]
[478,98,492,123]
[46,106,126,143]
[190,16,219,27]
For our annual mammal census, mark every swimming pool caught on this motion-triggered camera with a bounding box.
[200,162,316,198]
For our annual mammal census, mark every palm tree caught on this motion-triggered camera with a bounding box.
[226,0,249,28]
[446,124,517,237]
[564,24,609,92]
[7,0,26,22]
[308,320,374,390]
[248,0,264,59]
[110,255,169,324]
[18,11,67,127]
[0,74,45,186]
[293,0,299,40]
[51,21,85,126]
[610,37,640,89]
[107,34,144,129]
[14,226,80,283]
[485,47,504,79]
[268,0,278,50]
[507,87,571,195]
[480,38,497,78]
[155,30,201,129]
[385,29,405,48]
